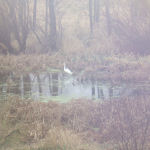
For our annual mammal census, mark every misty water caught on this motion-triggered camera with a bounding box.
[0,72,150,102]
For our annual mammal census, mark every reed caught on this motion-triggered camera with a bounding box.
[0,96,150,150]
[0,53,150,82]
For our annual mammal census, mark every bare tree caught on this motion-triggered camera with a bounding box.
[89,0,93,35]
[94,0,100,23]
[89,0,100,35]
[33,0,37,29]
[49,0,57,51]
[4,0,30,53]
[105,0,111,36]
[45,0,49,37]
[0,1,14,54]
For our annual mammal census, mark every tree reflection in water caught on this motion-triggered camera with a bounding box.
[0,73,150,101]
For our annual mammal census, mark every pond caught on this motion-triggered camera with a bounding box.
[0,72,150,102]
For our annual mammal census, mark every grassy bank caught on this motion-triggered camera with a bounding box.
[0,96,150,150]
[0,52,150,82]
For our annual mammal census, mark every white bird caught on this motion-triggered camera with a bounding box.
[64,63,73,75]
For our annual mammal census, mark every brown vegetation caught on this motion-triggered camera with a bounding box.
[0,96,149,150]
[1,0,150,55]
[0,53,150,82]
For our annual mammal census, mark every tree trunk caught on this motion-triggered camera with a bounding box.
[49,0,57,51]
[33,0,37,29]
[18,0,28,53]
[105,0,111,36]
[89,0,93,34]
[94,0,100,23]
[45,0,49,36]
[0,12,14,54]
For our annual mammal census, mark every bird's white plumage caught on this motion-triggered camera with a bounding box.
[64,63,73,75]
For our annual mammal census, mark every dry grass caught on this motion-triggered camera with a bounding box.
[0,96,150,150]
[0,97,101,150]
[0,53,150,82]
[0,54,64,76]
[35,127,100,150]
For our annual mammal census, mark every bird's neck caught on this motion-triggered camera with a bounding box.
[64,63,66,69]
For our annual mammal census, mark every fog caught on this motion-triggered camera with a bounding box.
[0,0,150,55]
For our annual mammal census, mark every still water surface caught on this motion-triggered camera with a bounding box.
[0,72,149,102]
